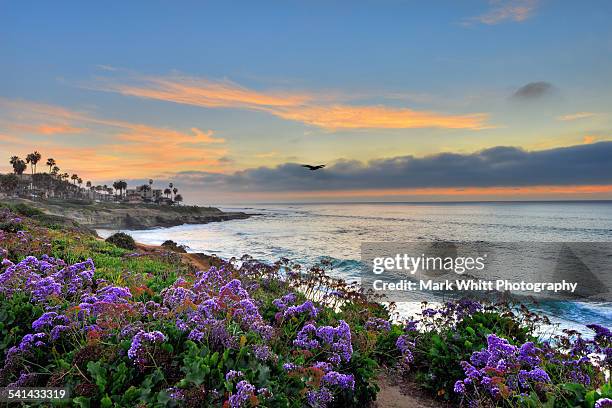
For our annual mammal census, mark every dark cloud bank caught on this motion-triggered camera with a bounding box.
[173,141,612,192]
[512,81,557,100]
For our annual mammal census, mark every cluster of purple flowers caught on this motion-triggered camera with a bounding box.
[294,320,353,364]
[306,387,333,407]
[228,380,255,408]
[0,255,96,304]
[454,334,551,402]
[321,371,355,390]
[396,334,415,365]
[364,317,391,332]
[127,330,166,366]
[282,300,318,319]
[286,320,356,407]
[166,272,275,351]
[272,292,296,309]
[596,398,612,408]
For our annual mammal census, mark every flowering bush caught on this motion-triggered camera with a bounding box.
[394,299,611,406]
[0,207,389,407]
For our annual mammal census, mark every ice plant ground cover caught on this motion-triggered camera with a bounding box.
[0,203,610,407]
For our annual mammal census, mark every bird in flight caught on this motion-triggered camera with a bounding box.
[302,164,326,171]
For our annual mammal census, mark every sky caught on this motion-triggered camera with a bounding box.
[1,0,611,204]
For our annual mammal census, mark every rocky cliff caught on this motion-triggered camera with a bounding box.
[1,198,251,230]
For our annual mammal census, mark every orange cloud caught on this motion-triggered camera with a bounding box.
[0,99,228,180]
[583,135,597,144]
[273,105,488,130]
[13,123,86,135]
[557,112,597,121]
[465,0,538,25]
[103,76,310,110]
[92,75,490,130]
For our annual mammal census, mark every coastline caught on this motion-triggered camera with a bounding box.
[0,198,251,230]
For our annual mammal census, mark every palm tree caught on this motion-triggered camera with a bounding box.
[71,174,78,185]
[112,180,127,198]
[11,158,27,177]
[172,187,178,199]
[61,173,69,181]
[51,166,60,176]
[174,194,183,205]
[10,156,26,176]
[112,181,120,197]
[86,181,92,189]
[46,158,56,173]
[26,151,42,174]
[164,188,171,198]
[149,179,153,187]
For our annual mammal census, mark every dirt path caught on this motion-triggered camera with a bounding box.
[374,373,452,408]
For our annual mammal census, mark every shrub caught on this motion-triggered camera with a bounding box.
[161,240,188,253]
[395,300,611,406]
[11,203,44,217]
[105,232,136,250]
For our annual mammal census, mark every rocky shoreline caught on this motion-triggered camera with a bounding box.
[0,198,251,230]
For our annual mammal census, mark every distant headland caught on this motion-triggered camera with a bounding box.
[0,151,250,229]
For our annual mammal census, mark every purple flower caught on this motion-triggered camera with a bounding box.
[453,380,466,394]
[518,367,550,386]
[283,300,318,319]
[18,332,46,351]
[306,387,333,408]
[595,398,612,408]
[31,312,68,331]
[252,344,271,361]
[396,335,414,355]
[365,317,391,332]
[404,320,418,332]
[283,363,299,371]
[161,286,196,308]
[321,371,355,390]
[225,370,244,381]
[518,342,541,366]
[272,293,297,309]
[228,380,255,408]
[587,324,612,343]
[127,330,166,365]
[294,324,320,349]
[50,325,69,341]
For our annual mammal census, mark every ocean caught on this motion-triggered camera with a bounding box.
[97,201,612,335]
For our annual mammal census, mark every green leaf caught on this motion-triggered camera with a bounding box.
[100,395,113,408]
[86,361,108,393]
[71,396,91,408]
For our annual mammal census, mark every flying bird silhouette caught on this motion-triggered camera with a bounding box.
[301,164,326,171]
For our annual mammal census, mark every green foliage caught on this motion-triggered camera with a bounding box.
[0,293,43,353]
[105,232,137,250]
[10,203,44,217]
[409,310,535,398]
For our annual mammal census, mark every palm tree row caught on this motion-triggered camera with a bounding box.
[7,152,184,204]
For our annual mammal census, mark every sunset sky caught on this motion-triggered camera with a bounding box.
[1,1,611,203]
